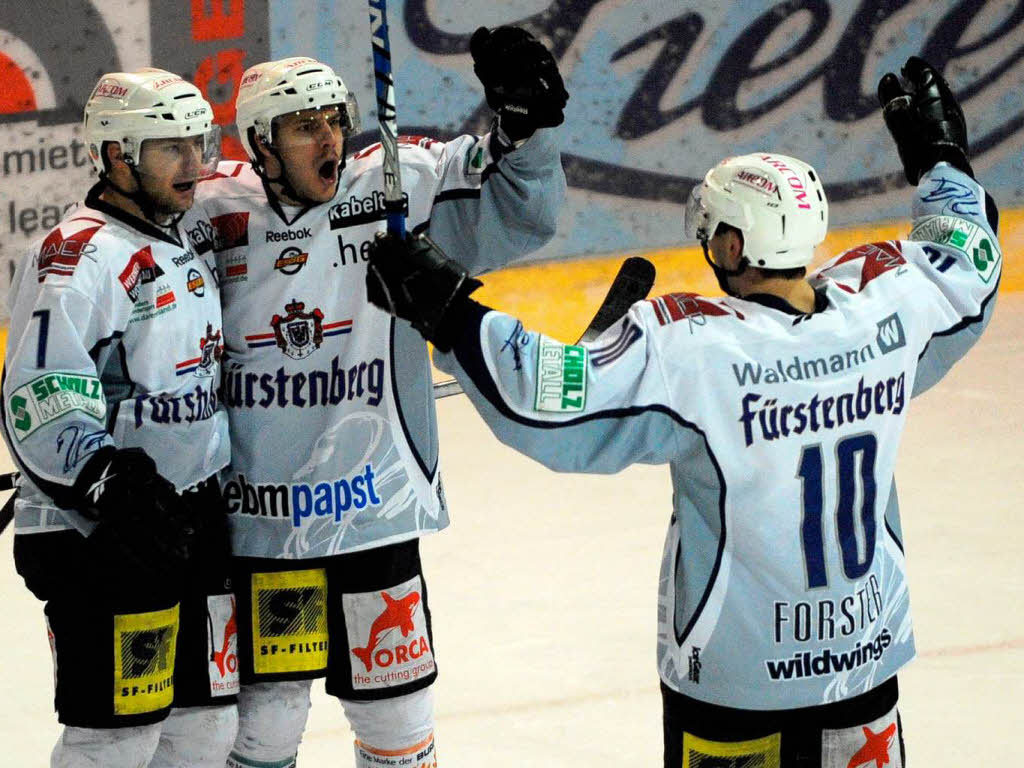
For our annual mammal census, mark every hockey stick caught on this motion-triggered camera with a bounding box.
[367,0,405,236]
[433,256,656,400]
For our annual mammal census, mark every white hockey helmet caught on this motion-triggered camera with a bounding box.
[84,68,220,176]
[685,153,828,269]
[234,57,360,162]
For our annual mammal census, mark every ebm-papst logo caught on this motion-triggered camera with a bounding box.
[223,464,382,528]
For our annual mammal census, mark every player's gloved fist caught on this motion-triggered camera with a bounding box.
[470,25,569,142]
[878,56,972,185]
[366,231,481,352]
[72,446,196,587]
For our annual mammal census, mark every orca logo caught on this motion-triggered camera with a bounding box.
[875,313,906,355]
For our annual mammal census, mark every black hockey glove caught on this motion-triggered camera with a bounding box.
[72,446,196,586]
[470,25,569,142]
[878,56,973,185]
[366,231,482,352]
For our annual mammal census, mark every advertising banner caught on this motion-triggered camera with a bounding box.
[2,1,1022,316]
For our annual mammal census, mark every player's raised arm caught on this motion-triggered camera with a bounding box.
[418,25,568,274]
[366,232,682,474]
[877,56,1002,395]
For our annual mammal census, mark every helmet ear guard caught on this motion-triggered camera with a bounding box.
[685,153,828,271]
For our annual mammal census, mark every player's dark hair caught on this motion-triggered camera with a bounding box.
[713,222,806,280]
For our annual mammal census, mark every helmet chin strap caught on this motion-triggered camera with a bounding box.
[700,238,748,299]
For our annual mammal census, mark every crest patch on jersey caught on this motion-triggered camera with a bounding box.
[176,323,223,377]
[247,300,352,358]
[534,338,587,412]
[7,372,106,441]
[37,221,104,283]
[909,215,1001,284]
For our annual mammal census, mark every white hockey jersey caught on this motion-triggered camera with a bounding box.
[187,129,564,558]
[434,164,1002,710]
[2,184,229,535]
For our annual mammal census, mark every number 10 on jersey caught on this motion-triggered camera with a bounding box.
[797,434,879,589]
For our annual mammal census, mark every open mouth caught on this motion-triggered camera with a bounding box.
[318,161,337,181]
[173,180,196,192]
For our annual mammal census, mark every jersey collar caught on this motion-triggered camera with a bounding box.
[743,287,830,316]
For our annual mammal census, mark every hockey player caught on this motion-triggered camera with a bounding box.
[184,26,567,768]
[0,70,238,768]
[364,58,1001,766]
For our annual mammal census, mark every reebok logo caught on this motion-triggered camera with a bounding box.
[266,228,312,243]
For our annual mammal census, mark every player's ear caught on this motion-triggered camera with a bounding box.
[727,229,744,262]
[258,133,279,158]
[103,141,125,169]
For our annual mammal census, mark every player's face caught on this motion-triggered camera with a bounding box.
[272,106,344,203]
[136,136,207,214]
